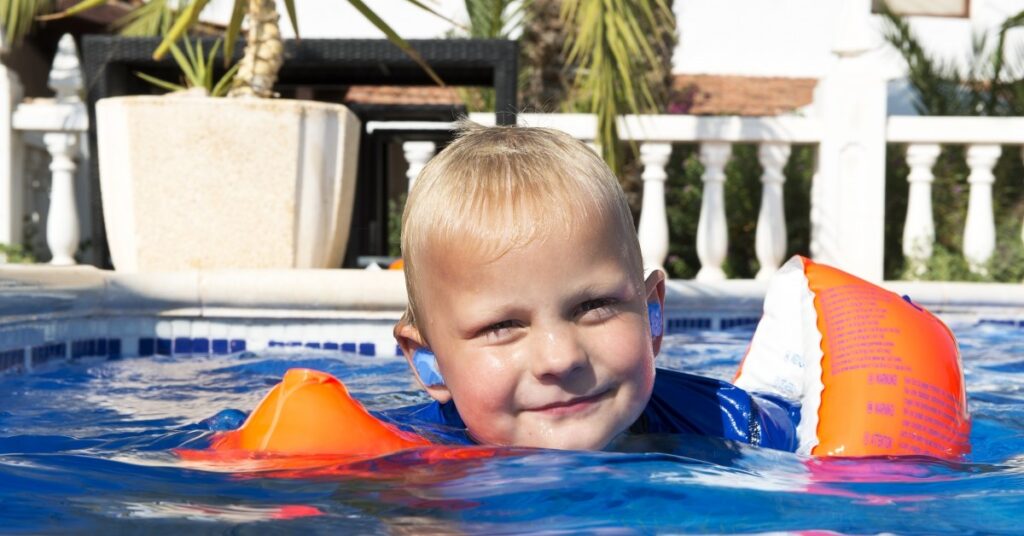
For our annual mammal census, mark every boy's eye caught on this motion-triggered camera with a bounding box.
[577,298,618,318]
[480,320,519,340]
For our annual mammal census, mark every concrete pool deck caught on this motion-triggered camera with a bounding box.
[2,265,1024,321]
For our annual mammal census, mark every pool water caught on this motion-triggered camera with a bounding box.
[1,322,1022,533]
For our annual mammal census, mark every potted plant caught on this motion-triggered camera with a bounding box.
[4,0,674,270]
[18,0,448,272]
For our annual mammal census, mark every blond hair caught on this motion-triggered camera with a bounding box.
[401,122,643,326]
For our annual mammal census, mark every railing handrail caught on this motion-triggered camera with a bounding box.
[464,112,823,144]
[888,116,1024,144]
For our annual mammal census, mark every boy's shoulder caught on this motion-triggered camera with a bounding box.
[388,368,800,451]
[636,368,799,451]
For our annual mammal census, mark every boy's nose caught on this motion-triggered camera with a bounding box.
[529,327,588,382]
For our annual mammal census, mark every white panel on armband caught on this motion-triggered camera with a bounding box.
[734,256,824,456]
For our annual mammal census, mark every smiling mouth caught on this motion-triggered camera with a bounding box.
[529,389,612,416]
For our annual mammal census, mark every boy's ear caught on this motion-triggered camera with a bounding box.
[393,318,452,404]
[644,268,667,356]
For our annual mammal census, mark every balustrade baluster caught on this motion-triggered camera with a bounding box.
[963,144,1001,275]
[44,133,78,265]
[637,142,672,270]
[402,141,436,192]
[696,142,732,281]
[902,144,941,278]
[755,142,791,280]
[44,35,84,266]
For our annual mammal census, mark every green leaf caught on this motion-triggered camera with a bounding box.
[36,0,105,21]
[182,37,202,86]
[223,0,245,67]
[211,61,241,97]
[135,71,186,93]
[204,39,222,90]
[168,41,199,85]
[153,0,210,60]
[283,0,299,39]
[403,0,468,31]
[111,0,169,37]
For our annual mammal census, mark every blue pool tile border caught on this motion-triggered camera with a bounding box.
[0,348,25,374]
[0,313,822,376]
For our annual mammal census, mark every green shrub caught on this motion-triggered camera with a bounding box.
[661,144,814,279]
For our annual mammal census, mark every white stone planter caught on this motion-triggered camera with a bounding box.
[96,96,361,272]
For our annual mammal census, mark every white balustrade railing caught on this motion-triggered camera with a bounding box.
[888,116,1024,276]
[8,33,1024,282]
[9,34,88,266]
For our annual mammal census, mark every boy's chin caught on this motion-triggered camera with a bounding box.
[510,426,624,451]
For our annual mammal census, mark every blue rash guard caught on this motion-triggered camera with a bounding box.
[381,368,801,452]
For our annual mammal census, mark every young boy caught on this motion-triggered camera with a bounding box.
[392,123,797,451]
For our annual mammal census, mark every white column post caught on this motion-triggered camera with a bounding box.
[696,142,732,281]
[963,144,1001,275]
[1021,146,1024,250]
[637,142,672,270]
[810,0,887,281]
[755,142,791,280]
[43,132,79,265]
[0,29,25,254]
[901,143,941,278]
[402,141,436,192]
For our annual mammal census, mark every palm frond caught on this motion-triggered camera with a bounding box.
[348,0,445,86]
[465,0,522,38]
[878,3,965,115]
[988,9,1024,114]
[562,0,674,172]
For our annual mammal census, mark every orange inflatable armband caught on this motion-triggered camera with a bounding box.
[735,256,971,458]
[177,368,431,470]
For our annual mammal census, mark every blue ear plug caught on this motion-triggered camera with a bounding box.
[648,302,663,338]
[413,348,445,387]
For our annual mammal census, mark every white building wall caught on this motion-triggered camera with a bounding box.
[674,0,1024,80]
[203,0,469,40]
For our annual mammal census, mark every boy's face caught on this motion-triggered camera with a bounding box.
[397,218,665,450]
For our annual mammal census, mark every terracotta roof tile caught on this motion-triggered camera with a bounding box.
[668,74,816,116]
[344,85,462,105]
[341,75,816,116]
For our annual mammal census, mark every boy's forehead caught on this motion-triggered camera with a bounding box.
[417,211,635,278]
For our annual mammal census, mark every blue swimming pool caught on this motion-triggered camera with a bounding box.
[1,320,1022,533]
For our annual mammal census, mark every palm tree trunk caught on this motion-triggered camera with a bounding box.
[229,0,284,98]
[520,0,571,112]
